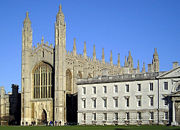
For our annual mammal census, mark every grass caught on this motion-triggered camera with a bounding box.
[0,125,179,130]
[0,125,180,130]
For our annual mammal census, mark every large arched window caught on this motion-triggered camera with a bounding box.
[33,62,53,99]
[66,69,72,92]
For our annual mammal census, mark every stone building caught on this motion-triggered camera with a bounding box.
[0,84,21,125]
[21,5,160,125]
[77,63,180,125]
[0,87,9,125]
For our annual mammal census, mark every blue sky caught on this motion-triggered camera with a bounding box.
[0,0,180,92]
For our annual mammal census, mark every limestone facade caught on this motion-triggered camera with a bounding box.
[21,5,160,125]
[0,84,21,125]
[77,64,180,125]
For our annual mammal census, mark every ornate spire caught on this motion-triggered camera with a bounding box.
[102,48,105,64]
[127,51,133,68]
[56,4,65,25]
[110,50,113,65]
[83,41,87,59]
[142,62,146,73]
[137,60,140,72]
[23,11,31,28]
[118,53,120,68]
[22,11,32,50]
[73,38,76,56]
[93,45,96,61]
[124,56,128,67]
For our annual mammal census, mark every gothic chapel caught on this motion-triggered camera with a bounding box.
[21,5,159,125]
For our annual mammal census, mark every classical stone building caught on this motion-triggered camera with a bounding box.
[77,63,180,125]
[21,5,160,125]
[0,84,21,125]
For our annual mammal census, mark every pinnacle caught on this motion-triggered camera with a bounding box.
[23,11,31,26]
[59,4,62,12]
[26,11,29,17]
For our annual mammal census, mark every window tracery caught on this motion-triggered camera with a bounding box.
[33,63,53,99]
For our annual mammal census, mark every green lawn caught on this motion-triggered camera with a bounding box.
[0,125,179,130]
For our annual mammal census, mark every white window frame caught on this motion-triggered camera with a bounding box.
[82,87,86,95]
[114,85,118,93]
[93,86,96,94]
[138,84,141,91]
[114,113,118,120]
[103,98,107,108]
[82,99,86,108]
[149,96,154,106]
[103,113,107,121]
[103,86,107,93]
[137,112,141,120]
[150,112,154,120]
[137,99,141,107]
[164,82,168,90]
[126,84,129,92]
[82,113,86,121]
[92,113,96,121]
[150,83,153,91]
[126,112,129,120]
[126,98,129,107]
[114,98,118,108]
[92,98,96,108]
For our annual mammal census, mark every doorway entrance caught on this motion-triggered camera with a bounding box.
[66,94,77,124]
[41,109,47,124]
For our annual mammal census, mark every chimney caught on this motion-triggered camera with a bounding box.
[173,62,179,69]
[148,64,153,72]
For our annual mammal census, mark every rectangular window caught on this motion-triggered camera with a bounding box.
[103,86,107,93]
[93,113,96,120]
[82,87,86,95]
[165,112,168,120]
[150,112,154,120]
[93,99,96,108]
[138,84,141,91]
[93,86,96,94]
[83,113,86,120]
[137,112,141,120]
[83,99,86,108]
[103,113,107,120]
[126,84,129,92]
[103,98,107,108]
[138,99,141,107]
[150,96,154,106]
[114,85,118,93]
[126,112,130,120]
[127,98,129,107]
[164,82,168,90]
[150,83,153,91]
[115,113,118,120]
[114,98,118,108]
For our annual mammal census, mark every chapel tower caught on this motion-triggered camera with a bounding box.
[54,5,67,124]
[21,12,32,124]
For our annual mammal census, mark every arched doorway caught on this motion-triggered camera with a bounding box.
[41,109,47,124]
